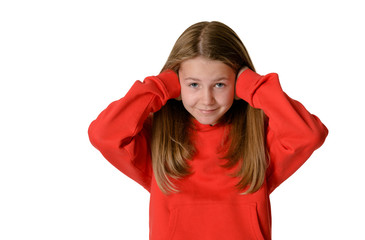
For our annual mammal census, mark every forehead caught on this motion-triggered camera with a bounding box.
[179,56,235,81]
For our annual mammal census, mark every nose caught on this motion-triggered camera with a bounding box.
[201,88,215,105]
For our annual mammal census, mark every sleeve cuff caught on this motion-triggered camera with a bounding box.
[236,69,262,107]
[156,70,181,99]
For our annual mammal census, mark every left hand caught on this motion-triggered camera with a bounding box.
[235,66,249,100]
[237,66,249,79]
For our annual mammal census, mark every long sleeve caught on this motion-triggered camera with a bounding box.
[88,70,180,192]
[236,69,328,193]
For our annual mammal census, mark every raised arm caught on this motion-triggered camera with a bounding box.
[236,69,328,193]
[88,70,180,192]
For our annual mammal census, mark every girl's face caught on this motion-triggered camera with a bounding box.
[178,56,236,125]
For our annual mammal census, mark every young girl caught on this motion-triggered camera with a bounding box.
[88,21,328,240]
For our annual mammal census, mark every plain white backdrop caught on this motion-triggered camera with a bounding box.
[1,0,364,239]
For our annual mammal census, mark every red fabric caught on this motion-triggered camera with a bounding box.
[88,69,328,239]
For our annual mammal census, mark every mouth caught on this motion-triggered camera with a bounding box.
[199,108,217,114]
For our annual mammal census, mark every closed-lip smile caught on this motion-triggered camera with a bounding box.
[199,108,217,114]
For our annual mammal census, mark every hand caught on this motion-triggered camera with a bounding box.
[237,66,249,79]
[175,71,182,101]
[235,66,249,100]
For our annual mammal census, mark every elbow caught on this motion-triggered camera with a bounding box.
[88,120,102,149]
[294,113,329,151]
[311,123,329,149]
[88,120,113,150]
[279,124,328,155]
[309,114,329,149]
[301,123,329,151]
[88,120,131,151]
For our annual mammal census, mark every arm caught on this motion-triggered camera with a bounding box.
[236,69,328,193]
[88,70,180,192]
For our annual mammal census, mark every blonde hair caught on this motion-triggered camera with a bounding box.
[151,21,268,194]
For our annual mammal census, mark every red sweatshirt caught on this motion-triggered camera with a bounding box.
[88,69,328,240]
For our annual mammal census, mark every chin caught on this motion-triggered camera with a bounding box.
[196,118,218,125]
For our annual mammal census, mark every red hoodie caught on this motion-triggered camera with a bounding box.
[88,69,328,240]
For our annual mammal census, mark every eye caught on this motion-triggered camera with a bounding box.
[189,83,199,88]
[215,83,225,88]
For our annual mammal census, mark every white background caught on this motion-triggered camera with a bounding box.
[1,0,364,239]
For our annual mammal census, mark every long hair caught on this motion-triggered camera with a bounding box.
[151,21,268,194]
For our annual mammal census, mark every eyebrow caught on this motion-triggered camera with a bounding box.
[183,77,228,82]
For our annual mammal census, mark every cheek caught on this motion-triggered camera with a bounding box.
[180,88,195,106]
[219,90,235,106]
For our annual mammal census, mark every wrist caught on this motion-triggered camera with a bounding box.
[235,69,262,104]
[156,70,181,99]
